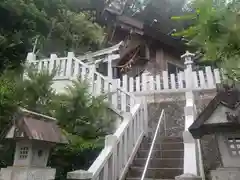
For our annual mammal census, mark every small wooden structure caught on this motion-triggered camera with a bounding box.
[0,108,67,180]
[99,3,186,78]
[189,84,240,180]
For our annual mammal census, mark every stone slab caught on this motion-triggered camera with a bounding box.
[175,173,202,180]
[0,166,56,180]
[211,167,240,180]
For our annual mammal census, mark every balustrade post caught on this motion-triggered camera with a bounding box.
[107,55,113,79]
[88,64,96,94]
[178,51,202,180]
[24,52,36,79]
[142,96,148,135]
[26,52,36,64]
[105,135,118,180]
[66,52,74,78]
[49,54,57,74]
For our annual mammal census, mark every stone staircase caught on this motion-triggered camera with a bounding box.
[125,101,184,180]
[126,136,184,180]
[25,48,217,180]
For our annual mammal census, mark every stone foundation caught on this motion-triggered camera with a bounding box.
[1,166,56,180]
[211,168,240,180]
[175,173,202,180]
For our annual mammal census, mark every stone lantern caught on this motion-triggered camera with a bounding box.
[0,108,68,180]
[189,85,240,180]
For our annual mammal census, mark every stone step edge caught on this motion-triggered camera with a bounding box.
[127,179,174,180]
[134,157,184,160]
[138,150,184,152]
[130,167,184,170]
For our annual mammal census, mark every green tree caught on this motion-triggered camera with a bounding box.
[50,80,115,179]
[172,0,240,81]
[0,68,116,179]
[53,80,115,138]
[0,0,104,71]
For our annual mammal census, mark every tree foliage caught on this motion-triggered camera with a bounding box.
[172,0,240,81]
[0,68,116,179]
[0,0,104,71]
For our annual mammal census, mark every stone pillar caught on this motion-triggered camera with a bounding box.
[180,51,202,179]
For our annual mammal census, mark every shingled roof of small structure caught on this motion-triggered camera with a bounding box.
[5,108,68,144]
[189,84,240,139]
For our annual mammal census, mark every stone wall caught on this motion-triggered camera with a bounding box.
[147,95,185,138]
[147,91,221,180]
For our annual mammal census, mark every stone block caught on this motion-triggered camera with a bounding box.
[211,168,240,180]
[67,170,93,180]
[0,166,56,180]
[175,173,202,180]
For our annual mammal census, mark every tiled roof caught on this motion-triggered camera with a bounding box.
[5,108,68,144]
[189,84,240,139]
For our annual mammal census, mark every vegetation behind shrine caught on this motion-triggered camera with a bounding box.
[172,0,240,82]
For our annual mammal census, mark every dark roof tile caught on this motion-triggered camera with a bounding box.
[189,85,240,138]
[6,108,68,144]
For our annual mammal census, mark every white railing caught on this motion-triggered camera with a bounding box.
[67,102,147,180]
[26,51,148,180]
[27,52,223,97]
[116,67,222,94]
[26,52,135,113]
[141,109,165,180]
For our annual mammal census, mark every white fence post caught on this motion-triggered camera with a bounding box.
[26,52,36,63]
[24,52,36,79]
[88,64,96,93]
[105,134,118,180]
[49,54,57,74]
[142,73,148,91]
[205,66,215,88]
[66,52,74,78]
[136,76,140,92]
[142,96,148,134]
[121,75,128,112]
[162,71,169,89]
[107,55,113,79]
[213,68,221,84]
[170,73,176,89]
[156,74,161,90]
[181,51,200,177]
[198,70,206,88]
[178,71,184,89]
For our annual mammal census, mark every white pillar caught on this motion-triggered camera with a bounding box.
[66,52,74,77]
[24,52,36,79]
[26,52,36,64]
[181,51,200,176]
[107,55,113,79]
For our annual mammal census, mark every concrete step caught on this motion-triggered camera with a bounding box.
[143,137,183,144]
[132,158,183,168]
[126,178,174,180]
[136,150,184,159]
[127,167,183,179]
[140,142,184,150]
